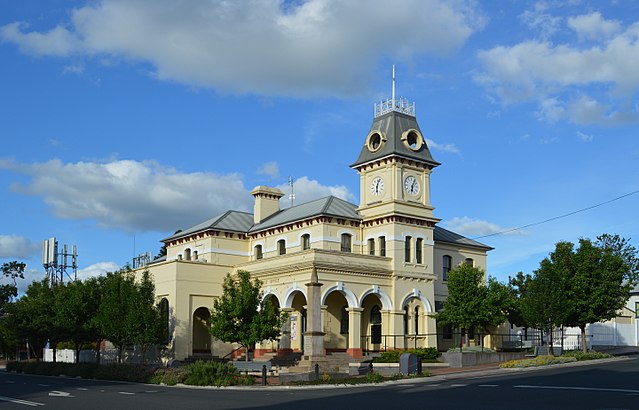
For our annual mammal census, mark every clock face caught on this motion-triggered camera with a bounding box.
[370,177,384,196]
[404,176,420,196]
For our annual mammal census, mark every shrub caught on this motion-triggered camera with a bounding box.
[372,348,441,363]
[184,360,240,387]
[562,351,613,361]
[365,371,385,383]
[149,367,188,386]
[500,355,577,368]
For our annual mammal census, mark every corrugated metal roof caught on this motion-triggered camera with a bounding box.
[433,226,493,251]
[351,110,440,168]
[249,196,361,233]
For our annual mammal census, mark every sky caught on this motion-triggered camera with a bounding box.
[1,0,638,293]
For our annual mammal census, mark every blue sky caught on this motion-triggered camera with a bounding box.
[1,0,638,292]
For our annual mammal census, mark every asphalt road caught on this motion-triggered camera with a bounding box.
[1,357,638,410]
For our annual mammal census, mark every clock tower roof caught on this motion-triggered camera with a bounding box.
[351,109,440,169]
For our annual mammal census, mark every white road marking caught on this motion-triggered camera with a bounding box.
[145,390,160,393]
[479,384,498,387]
[37,384,49,387]
[0,395,46,406]
[76,387,88,391]
[514,385,639,394]
[6,380,16,383]
[49,390,73,397]
[118,391,136,395]
[450,384,467,387]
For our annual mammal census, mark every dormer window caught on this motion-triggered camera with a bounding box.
[366,131,386,153]
[401,129,424,151]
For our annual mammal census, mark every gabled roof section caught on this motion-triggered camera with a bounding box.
[163,210,254,241]
[351,110,440,169]
[249,196,361,233]
[434,226,493,251]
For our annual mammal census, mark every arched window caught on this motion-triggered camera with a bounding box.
[158,298,170,344]
[370,305,382,344]
[368,238,375,256]
[443,255,452,281]
[403,306,409,335]
[414,306,420,335]
[404,236,412,262]
[379,236,386,257]
[340,306,349,334]
[301,234,310,251]
[184,248,191,261]
[277,240,286,255]
[340,233,352,253]
[254,245,263,260]
[465,258,474,267]
[193,250,198,260]
[416,238,423,264]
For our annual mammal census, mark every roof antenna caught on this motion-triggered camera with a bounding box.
[392,64,396,109]
[288,176,295,207]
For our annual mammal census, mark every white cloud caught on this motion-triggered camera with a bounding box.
[0,158,251,232]
[443,217,525,237]
[576,131,593,141]
[257,161,280,179]
[519,2,562,40]
[476,19,639,125]
[425,138,460,154]
[567,12,622,41]
[76,261,120,281]
[0,235,39,259]
[0,0,484,97]
[276,176,355,207]
[0,159,356,233]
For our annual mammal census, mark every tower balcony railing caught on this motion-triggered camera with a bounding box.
[374,97,415,118]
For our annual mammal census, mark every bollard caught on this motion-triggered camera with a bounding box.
[314,363,320,381]
[417,359,423,375]
[261,364,267,386]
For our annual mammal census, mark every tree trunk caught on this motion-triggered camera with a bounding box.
[547,327,554,356]
[580,325,587,353]
[245,345,249,362]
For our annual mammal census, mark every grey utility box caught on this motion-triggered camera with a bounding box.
[399,353,418,375]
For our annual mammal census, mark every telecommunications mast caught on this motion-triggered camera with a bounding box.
[42,237,78,285]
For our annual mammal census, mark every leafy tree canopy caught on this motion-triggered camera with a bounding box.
[209,271,285,359]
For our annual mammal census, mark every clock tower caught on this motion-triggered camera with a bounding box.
[351,73,440,226]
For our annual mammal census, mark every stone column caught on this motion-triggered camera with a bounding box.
[277,308,294,356]
[303,268,325,361]
[424,313,437,348]
[347,307,364,358]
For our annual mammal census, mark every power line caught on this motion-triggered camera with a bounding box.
[472,189,639,240]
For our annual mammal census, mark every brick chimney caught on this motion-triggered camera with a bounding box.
[250,186,284,224]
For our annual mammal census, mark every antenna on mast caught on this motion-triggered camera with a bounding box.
[288,176,295,207]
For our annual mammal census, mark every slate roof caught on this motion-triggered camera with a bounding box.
[433,226,494,251]
[164,195,491,251]
[163,210,254,241]
[351,110,440,168]
[249,196,360,233]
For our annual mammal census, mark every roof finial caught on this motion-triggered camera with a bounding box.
[392,64,396,109]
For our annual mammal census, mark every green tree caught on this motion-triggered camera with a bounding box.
[521,242,574,353]
[11,279,55,361]
[565,238,635,352]
[209,271,285,361]
[435,264,509,349]
[54,279,102,363]
[131,271,164,364]
[94,269,139,363]
[1,261,25,286]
